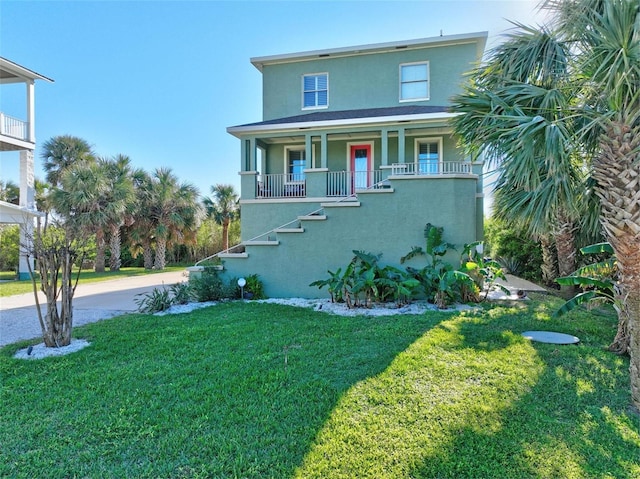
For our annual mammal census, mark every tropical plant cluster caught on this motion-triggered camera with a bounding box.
[135,270,265,313]
[311,224,506,310]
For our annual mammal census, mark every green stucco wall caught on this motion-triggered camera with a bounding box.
[261,42,479,120]
[225,175,480,298]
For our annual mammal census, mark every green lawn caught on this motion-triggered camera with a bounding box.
[1,296,638,478]
[0,266,186,297]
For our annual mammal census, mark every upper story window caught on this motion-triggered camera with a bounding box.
[400,62,429,101]
[302,73,328,109]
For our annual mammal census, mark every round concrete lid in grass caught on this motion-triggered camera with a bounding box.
[522,331,580,345]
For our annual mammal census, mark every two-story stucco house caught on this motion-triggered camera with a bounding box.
[0,58,53,279]
[213,32,487,298]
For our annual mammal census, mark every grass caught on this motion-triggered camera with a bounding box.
[1,295,638,478]
[0,266,185,297]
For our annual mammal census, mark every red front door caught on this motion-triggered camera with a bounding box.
[350,144,372,191]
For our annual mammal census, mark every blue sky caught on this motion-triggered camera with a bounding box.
[0,0,546,200]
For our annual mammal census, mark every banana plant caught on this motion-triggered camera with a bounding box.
[459,241,509,302]
[554,242,620,317]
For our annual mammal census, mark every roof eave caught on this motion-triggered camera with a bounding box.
[251,32,488,72]
[227,112,459,138]
[0,57,54,84]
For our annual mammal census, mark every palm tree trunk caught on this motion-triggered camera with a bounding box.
[143,239,154,270]
[154,237,167,270]
[222,218,230,251]
[109,225,122,271]
[539,235,558,286]
[554,211,577,298]
[593,121,640,409]
[94,229,106,273]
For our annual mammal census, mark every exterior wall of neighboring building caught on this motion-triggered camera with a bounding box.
[261,41,480,120]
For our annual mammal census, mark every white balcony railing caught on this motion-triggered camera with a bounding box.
[257,173,306,199]
[0,113,29,141]
[326,170,385,197]
[391,161,472,176]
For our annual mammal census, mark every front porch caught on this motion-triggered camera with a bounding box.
[243,161,476,200]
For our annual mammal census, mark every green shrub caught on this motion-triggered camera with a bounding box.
[484,218,543,282]
[244,274,265,300]
[135,287,173,313]
[169,282,194,305]
[190,269,235,302]
[0,225,19,272]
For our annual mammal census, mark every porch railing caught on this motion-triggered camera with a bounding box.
[257,173,306,199]
[391,161,472,175]
[326,170,386,197]
[0,113,28,141]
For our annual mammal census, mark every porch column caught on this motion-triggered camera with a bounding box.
[305,134,312,169]
[380,128,389,166]
[19,149,35,210]
[248,137,257,171]
[26,80,35,143]
[18,149,36,280]
[397,127,406,163]
[240,139,248,171]
[320,133,328,168]
[240,138,257,172]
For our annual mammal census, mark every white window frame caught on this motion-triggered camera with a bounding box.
[284,145,315,182]
[399,61,430,102]
[302,72,329,110]
[414,137,443,174]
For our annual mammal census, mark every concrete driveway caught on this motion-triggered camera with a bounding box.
[0,270,187,347]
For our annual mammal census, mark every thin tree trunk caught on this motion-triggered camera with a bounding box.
[109,225,122,271]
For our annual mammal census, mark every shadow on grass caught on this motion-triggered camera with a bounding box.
[0,301,444,479]
[292,301,639,479]
[406,304,638,479]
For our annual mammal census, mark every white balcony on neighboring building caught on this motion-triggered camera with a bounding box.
[0,56,53,152]
[0,57,53,279]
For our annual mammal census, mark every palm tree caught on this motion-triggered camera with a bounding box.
[51,161,110,271]
[203,184,239,252]
[146,168,201,270]
[40,135,95,187]
[127,170,156,269]
[51,157,134,272]
[451,24,586,294]
[102,155,137,271]
[0,180,19,204]
[33,178,52,228]
[452,0,640,410]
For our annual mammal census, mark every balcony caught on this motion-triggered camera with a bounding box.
[0,112,31,150]
[390,161,472,176]
[250,162,474,200]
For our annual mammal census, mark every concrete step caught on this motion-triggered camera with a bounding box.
[242,240,280,246]
[298,214,327,221]
[321,201,361,208]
